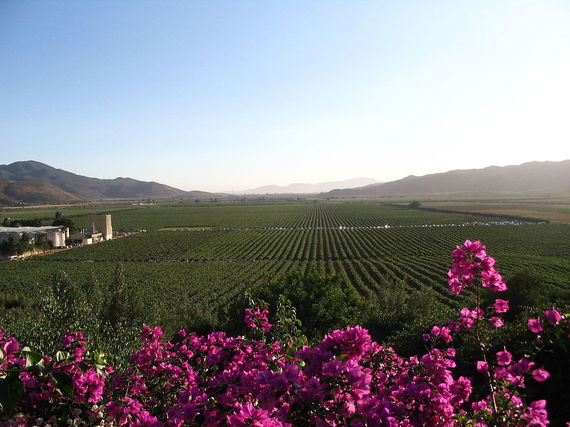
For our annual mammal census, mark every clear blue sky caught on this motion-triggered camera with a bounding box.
[1,0,569,191]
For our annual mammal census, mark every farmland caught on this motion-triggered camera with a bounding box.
[1,202,569,330]
[405,195,570,224]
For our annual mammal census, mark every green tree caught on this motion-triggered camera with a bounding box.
[223,269,367,341]
[52,217,74,230]
[103,264,145,328]
[16,233,33,255]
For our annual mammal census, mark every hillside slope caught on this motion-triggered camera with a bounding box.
[0,161,214,204]
[0,178,80,205]
[326,160,570,197]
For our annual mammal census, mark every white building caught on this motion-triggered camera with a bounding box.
[0,226,69,248]
[70,214,112,245]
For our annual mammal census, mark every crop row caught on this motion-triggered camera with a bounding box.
[97,203,500,231]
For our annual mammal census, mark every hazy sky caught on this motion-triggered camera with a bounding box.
[1,0,569,192]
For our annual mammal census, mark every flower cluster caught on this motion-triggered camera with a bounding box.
[528,308,569,335]
[447,240,506,294]
[0,329,110,425]
[245,307,272,332]
[103,324,476,426]
[0,240,567,426]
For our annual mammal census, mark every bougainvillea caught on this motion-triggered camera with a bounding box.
[0,240,568,425]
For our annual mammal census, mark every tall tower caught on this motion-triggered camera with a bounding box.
[89,214,113,240]
[101,214,112,240]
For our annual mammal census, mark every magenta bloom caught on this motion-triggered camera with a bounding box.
[496,347,512,366]
[544,309,562,325]
[525,400,549,426]
[493,299,509,314]
[228,402,273,426]
[476,361,489,373]
[532,368,551,382]
[489,317,504,328]
[528,318,544,333]
[244,308,272,331]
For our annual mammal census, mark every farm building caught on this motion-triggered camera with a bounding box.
[88,214,113,240]
[70,214,113,244]
[0,225,69,248]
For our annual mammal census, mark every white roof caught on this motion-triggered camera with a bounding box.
[0,226,65,233]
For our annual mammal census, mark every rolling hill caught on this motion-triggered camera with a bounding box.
[0,161,216,204]
[0,178,80,205]
[325,160,570,198]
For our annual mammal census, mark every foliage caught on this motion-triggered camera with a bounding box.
[1,218,43,227]
[52,216,74,230]
[0,232,51,256]
[231,268,367,341]
[0,241,568,425]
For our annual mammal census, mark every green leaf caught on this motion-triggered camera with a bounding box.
[52,372,74,399]
[93,351,107,365]
[0,375,24,415]
[55,351,69,362]
[22,349,43,367]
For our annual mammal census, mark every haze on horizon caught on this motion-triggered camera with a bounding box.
[1,0,569,192]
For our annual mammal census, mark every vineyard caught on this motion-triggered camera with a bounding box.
[1,203,569,327]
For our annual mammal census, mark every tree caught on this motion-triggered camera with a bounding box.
[223,269,367,341]
[16,233,33,255]
[52,217,74,230]
[408,200,421,209]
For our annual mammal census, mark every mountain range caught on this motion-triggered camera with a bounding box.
[237,178,380,194]
[1,159,569,206]
[325,160,570,197]
[0,161,216,205]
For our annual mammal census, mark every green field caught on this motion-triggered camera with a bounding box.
[2,203,569,322]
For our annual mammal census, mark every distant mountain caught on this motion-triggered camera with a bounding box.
[326,160,570,198]
[238,178,380,194]
[0,161,216,205]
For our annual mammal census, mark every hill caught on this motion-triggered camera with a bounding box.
[0,161,215,204]
[0,178,80,205]
[325,160,570,198]
[238,178,379,194]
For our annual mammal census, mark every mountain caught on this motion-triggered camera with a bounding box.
[238,178,380,194]
[326,160,570,198]
[0,161,215,204]
[0,178,80,205]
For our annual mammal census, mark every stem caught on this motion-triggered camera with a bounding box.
[475,276,498,414]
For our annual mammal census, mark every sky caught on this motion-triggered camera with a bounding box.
[1,0,569,192]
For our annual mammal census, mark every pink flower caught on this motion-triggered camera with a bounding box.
[1,337,19,356]
[228,402,274,426]
[544,309,562,325]
[496,347,512,366]
[476,361,489,373]
[440,326,453,343]
[481,269,507,292]
[532,368,550,382]
[528,318,544,333]
[244,308,272,331]
[510,358,535,375]
[493,299,509,314]
[489,317,504,328]
[525,400,549,426]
